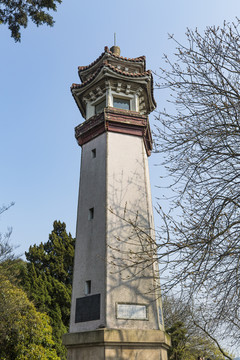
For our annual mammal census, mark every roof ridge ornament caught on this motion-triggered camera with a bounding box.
[110,33,120,56]
[110,45,121,56]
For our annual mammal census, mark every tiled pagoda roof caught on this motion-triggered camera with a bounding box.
[71,46,157,117]
[78,46,146,75]
[71,63,152,90]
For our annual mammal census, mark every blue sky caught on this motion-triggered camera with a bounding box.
[1,0,239,256]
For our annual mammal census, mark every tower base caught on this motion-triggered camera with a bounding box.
[63,328,170,360]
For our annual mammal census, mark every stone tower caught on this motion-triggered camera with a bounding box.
[63,46,170,360]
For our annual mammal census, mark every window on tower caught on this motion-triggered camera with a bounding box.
[113,97,130,110]
[85,280,91,295]
[88,207,94,220]
[91,148,96,158]
[95,99,106,114]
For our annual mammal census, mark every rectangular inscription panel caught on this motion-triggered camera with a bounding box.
[117,303,147,320]
[75,294,100,323]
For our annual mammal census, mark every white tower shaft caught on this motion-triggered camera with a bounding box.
[63,46,170,360]
[70,130,163,333]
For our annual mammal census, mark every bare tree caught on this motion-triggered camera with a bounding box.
[107,20,240,351]
[163,295,233,360]
[0,203,14,263]
[152,19,240,348]
[0,202,19,284]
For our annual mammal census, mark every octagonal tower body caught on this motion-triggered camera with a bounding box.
[64,46,170,360]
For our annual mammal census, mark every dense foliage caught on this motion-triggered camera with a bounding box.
[21,220,75,359]
[0,0,62,42]
[0,275,60,359]
[0,212,75,359]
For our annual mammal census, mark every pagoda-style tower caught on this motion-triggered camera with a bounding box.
[63,46,170,360]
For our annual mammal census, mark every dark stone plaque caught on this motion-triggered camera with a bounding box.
[75,294,100,323]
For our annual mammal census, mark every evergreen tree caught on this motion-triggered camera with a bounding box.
[0,0,62,42]
[21,221,75,359]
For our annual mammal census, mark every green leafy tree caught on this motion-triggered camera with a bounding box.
[0,276,60,360]
[166,321,188,360]
[0,0,62,42]
[0,204,59,359]
[21,221,75,359]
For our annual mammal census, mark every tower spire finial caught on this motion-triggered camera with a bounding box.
[110,34,120,56]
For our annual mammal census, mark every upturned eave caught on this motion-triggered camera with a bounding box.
[78,46,146,83]
[71,65,156,118]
